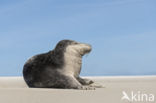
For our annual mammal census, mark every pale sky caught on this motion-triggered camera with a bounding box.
[0,0,156,76]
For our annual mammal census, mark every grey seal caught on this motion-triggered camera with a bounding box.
[23,40,97,90]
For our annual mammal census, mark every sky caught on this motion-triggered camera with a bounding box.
[0,0,156,76]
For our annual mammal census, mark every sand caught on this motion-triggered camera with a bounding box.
[0,76,156,103]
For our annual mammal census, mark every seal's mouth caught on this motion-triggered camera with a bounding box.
[85,47,92,54]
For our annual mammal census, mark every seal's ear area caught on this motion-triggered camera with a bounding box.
[67,40,79,45]
[55,40,75,48]
[54,40,76,54]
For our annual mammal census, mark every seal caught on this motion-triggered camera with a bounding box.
[23,40,95,90]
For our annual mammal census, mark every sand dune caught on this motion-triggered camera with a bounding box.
[0,76,156,103]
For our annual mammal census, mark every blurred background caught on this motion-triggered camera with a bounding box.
[0,0,156,76]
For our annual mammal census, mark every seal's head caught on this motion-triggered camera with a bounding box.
[54,40,92,77]
[55,40,92,57]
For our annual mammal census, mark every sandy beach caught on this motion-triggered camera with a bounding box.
[0,76,156,103]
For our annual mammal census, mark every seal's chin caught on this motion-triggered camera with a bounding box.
[80,48,92,56]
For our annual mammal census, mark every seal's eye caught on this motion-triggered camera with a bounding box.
[73,42,78,45]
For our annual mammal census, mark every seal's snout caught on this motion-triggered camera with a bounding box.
[84,44,92,53]
[62,40,92,56]
[79,43,92,56]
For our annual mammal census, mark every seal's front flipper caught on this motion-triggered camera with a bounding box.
[89,82,105,88]
[77,77,94,85]
[64,76,95,90]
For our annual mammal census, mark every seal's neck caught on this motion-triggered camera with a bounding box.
[63,51,82,77]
